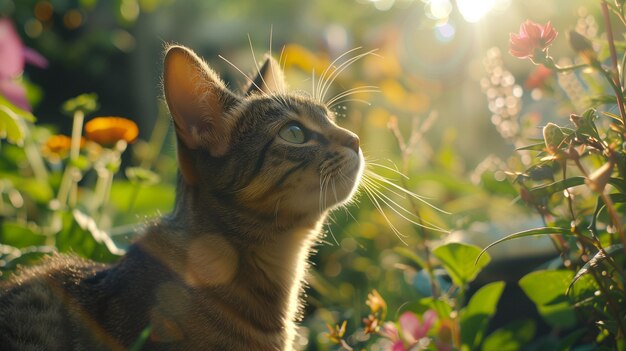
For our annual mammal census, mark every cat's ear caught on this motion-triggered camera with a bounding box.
[245,55,286,95]
[163,45,239,156]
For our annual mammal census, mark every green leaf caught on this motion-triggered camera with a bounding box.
[394,247,426,269]
[0,246,54,273]
[0,94,36,122]
[460,281,505,350]
[568,244,624,294]
[542,123,567,152]
[481,319,536,351]
[477,227,573,264]
[589,193,626,235]
[432,242,490,288]
[516,142,545,151]
[56,210,124,262]
[0,105,27,146]
[0,222,47,248]
[519,270,577,328]
[602,110,624,124]
[529,177,585,198]
[62,93,99,115]
[574,108,601,140]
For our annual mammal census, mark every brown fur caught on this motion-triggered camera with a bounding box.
[0,45,363,350]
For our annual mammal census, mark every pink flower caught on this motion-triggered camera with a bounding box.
[381,311,437,351]
[0,18,48,111]
[509,20,558,60]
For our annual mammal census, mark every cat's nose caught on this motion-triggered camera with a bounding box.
[342,132,360,154]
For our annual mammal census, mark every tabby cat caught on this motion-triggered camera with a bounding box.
[0,45,363,350]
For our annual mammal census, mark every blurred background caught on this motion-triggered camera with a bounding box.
[0,0,610,349]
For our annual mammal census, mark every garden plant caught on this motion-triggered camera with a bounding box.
[1,0,626,350]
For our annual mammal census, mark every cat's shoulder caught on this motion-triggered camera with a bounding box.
[1,253,106,292]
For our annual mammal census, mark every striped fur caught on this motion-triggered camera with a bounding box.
[0,45,363,350]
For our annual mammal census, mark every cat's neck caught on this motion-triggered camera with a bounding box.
[134,180,326,349]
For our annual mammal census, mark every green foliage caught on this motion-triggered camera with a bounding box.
[0,95,35,146]
[482,320,536,351]
[0,89,175,275]
[519,270,577,328]
[62,93,99,116]
[4,1,626,350]
[432,242,491,288]
[460,281,505,350]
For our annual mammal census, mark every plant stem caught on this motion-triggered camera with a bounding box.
[127,183,141,213]
[554,63,589,72]
[140,103,170,169]
[70,110,84,161]
[573,157,626,257]
[390,114,441,299]
[24,136,48,185]
[601,0,626,126]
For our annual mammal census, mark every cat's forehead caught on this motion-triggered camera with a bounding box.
[246,94,335,126]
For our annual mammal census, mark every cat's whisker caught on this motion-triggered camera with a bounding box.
[326,86,381,108]
[364,169,449,213]
[311,69,316,105]
[361,185,408,245]
[268,26,284,96]
[315,47,363,101]
[218,55,268,99]
[360,177,448,233]
[247,34,274,97]
[331,177,339,206]
[324,215,340,246]
[320,49,379,104]
[362,172,407,199]
[366,162,409,180]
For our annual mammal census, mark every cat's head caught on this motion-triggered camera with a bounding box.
[163,45,363,222]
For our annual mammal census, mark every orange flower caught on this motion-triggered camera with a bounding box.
[84,117,138,147]
[509,20,558,60]
[42,134,83,161]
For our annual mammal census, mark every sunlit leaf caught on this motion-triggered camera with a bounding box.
[62,93,99,115]
[56,210,124,262]
[481,319,536,351]
[575,108,601,140]
[529,177,585,198]
[589,193,626,235]
[477,227,573,264]
[568,244,624,294]
[519,270,577,328]
[515,142,545,151]
[0,105,27,145]
[602,110,624,124]
[460,281,505,350]
[0,94,36,122]
[0,245,54,273]
[432,242,490,288]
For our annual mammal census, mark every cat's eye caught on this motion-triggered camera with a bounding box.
[278,123,308,144]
